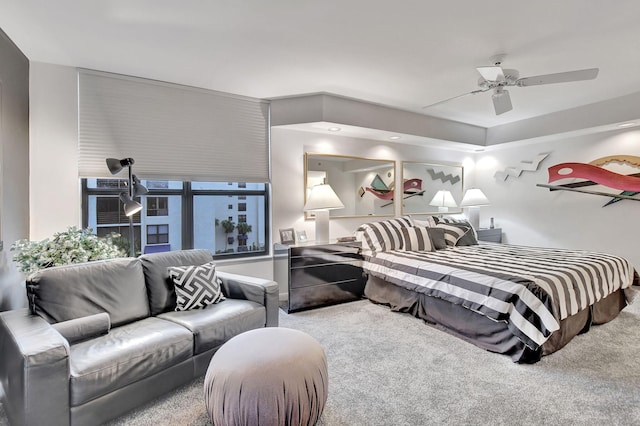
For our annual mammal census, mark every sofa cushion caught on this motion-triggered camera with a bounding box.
[168,261,226,311]
[157,299,265,354]
[27,258,149,327]
[140,249,215,315]
[69,317,193,406]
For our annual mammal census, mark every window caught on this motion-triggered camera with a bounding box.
[147,181,169,190]
[147,197,169,216]
[147,224,169,244]
[96,196,141,224]
[83,179,269,259]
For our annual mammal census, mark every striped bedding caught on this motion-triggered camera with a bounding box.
[363,243,637,350]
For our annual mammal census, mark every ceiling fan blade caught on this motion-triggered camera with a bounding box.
[476,66,505,82]
[516,68,599,87]
[492,89,512,115]
[421,89,488,109]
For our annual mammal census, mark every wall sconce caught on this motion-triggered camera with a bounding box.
[460,188,490,230]
[303,184,344,243]
[106,157,148,256]
[429,190,457,213]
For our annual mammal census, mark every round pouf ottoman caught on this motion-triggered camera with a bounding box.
[204,327,328,426]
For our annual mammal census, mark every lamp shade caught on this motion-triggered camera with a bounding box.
[132,175,149,196]
[106,157,134,175]
[429,190,457,208]
[303,184,345,211]
[460,188,490,207]
[120,193,143,216]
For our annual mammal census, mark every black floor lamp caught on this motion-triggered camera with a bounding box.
[106,158,148,257]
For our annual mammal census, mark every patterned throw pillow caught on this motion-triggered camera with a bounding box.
[168,261,225,311]
[433,215,478,240]
[357,216,413,256]
[400,227,435,252]
[434,223,478,246]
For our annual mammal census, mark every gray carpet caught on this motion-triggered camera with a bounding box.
[2,299,640,425]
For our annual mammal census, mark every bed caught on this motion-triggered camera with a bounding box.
[357,217,639,363]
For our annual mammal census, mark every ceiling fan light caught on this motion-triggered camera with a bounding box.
[492,88,513,115]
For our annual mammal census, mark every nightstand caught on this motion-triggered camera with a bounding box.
[477,228,502,243]
[274,241,366,313]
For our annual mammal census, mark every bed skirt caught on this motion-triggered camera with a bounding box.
[364,275,628,363]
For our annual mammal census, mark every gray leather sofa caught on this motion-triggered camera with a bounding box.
[0,249,279,426]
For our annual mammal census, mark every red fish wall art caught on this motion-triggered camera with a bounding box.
[537,155,640,206]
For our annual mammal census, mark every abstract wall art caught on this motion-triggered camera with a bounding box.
[494,152,549,181]
[537,155,640,206]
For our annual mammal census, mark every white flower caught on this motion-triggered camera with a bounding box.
[10,226,126,274]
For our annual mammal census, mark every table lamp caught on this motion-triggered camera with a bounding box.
[460,188,490,230]
[429,190,457,213]
[303,184,344,243]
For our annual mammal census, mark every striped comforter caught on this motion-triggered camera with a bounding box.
[363,244,637,350]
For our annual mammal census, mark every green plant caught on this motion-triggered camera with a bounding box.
[10,226,126,274]
[219,219,236,234]
[236,222,252,236]
[217,219,236,250]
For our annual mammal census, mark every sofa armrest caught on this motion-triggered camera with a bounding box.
[0,309,71,426]
[217,272,279,327]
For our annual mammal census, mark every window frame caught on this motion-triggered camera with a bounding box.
[146,196,169,217]
[81,179,270,259]
[147,224,169,244]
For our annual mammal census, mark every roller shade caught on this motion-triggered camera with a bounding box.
[78,69,270,182]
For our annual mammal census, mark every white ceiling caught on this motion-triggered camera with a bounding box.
[2,0,640,130]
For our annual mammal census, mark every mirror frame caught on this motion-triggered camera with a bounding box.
[400,161,464,216]
[304,153,396,219]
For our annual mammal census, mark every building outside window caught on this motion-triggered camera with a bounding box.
[147,197,169,216]
[83,179,268,258]
[147,224,169,244]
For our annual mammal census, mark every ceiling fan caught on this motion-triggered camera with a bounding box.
[424,55,599,115]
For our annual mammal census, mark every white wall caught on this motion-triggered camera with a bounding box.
[0,29,30,310]
[271,127,473,243]
[29,62,79,239]
[272,125,640,285]
[475,128,640,269]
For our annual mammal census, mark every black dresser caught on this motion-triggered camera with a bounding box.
[274,241,366,313]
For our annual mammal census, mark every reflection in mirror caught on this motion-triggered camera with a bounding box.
[401,162,464,215]
[305,153,395,218]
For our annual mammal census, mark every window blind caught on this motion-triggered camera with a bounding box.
[78,69,270,182]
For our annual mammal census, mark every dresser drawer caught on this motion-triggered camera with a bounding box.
[290,262,364,289]
[288,280,365,312]
[290,245,361,268]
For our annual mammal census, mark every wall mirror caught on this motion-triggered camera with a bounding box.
[305,153,395,218]
[401,161,464,215]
